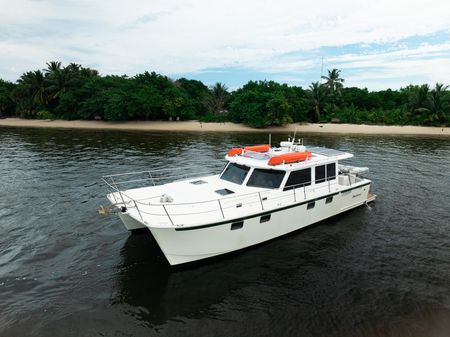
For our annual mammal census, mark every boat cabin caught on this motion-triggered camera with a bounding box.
[221,141,354,192]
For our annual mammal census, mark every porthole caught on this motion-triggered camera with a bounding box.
[260,214,271,223]
[231,221,244,230]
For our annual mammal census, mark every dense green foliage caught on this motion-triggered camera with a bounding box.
[229,81,308,127]
[0,63,449,127]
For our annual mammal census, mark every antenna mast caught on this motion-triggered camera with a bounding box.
[320,56,324,83]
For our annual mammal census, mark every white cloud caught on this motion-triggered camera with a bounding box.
[326,43,450,89]
[0,0,450,88]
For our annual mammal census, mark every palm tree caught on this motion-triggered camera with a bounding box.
[408,84,431,123]
[80,67,99,78]
[45,65,70,100]
[204,82,229,114]
[429,82,449,122]
[321,69,344,96]
[17,70,47,105]
[44,61,62,75]
[65,62,81,73]
[309,82,327,122]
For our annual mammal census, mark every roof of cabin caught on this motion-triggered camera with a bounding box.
[225,145,353,170]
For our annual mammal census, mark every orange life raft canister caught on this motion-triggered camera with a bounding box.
[227,144,270,157]
[268,151,312,166]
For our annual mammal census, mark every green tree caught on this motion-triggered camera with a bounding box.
[45,67,69,101]
[17,70,47,105]
[266,96,292,126]
[308,82,327,122]
[2,61,449,127]
[0,79,16,116]
[204,82,229,115]
[321,68,344,96]
[406,84,431,124]
[429,83,449,123]
[176,78,209,117]
[229,81,298,127]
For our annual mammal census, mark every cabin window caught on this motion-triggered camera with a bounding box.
[315,163,336,183]
[247,169,285,189]
[326,163,336,181]
[260,214,271,223]
[325,196,333,204]
[307,202,315,209]
[284,168,311,190]
[315,165,326,183]
[220,163,250,185]
[231,221,244,230]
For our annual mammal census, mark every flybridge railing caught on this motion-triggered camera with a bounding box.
[102,168,343,226]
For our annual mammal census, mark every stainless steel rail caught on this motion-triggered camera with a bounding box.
[102,169,361,226]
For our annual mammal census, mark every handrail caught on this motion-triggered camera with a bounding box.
[104,166,206,177]
[103,170,359,226]
[102,170,216,191]
[105,175,336,209]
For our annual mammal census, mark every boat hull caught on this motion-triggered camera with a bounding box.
[142,183,373,265]
[119,212,147,231]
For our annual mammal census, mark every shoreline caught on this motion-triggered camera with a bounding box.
[0,118,449,136]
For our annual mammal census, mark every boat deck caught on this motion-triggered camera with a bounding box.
[107,173,371,229]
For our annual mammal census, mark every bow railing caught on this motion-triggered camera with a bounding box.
[102,169,356,227]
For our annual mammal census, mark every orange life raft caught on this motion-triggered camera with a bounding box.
[268,151,312,166]
[227,144,270,157]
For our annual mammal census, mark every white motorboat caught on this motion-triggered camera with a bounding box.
[102,138,376,265]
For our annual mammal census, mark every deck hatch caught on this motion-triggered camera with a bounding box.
[190,180,207,185]
[215,188,235,196]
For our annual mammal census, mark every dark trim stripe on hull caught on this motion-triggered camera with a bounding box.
[175,182,371,231]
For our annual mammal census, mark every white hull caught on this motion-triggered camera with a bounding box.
[119,182,374,265]
[118,212,147,231]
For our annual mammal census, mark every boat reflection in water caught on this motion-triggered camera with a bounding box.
[111,208,366,327]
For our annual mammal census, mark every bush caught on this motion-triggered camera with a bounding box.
[36,110,55,120]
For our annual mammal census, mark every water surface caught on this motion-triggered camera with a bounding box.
[1,127,449,336]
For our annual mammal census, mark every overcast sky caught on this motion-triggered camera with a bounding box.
[1,0,450,90]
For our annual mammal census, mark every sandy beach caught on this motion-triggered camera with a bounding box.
[0,118,449,136]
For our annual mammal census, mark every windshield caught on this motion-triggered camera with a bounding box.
[220,163,250,185]
[247,169,285,189]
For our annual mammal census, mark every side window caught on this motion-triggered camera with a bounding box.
[327,163,336,181]
[315,165,326,183]
[284,168,311,191]
[316,163,336,183]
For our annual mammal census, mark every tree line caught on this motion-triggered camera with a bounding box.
[0,62,448,127]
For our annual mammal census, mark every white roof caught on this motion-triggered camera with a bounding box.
[226,145,353,171]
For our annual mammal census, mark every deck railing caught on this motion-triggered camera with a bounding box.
[102,169,360,226]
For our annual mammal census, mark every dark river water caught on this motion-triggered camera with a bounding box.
[0,127,449,337]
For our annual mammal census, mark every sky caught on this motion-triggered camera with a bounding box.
[1,0,450,90]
